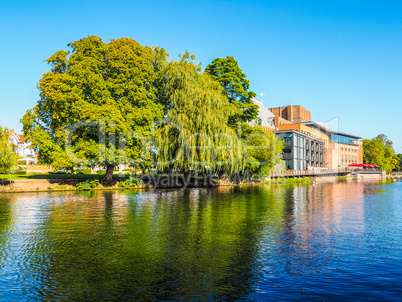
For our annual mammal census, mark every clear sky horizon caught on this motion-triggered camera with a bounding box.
[1,0,401,152]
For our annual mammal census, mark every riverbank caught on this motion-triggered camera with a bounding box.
[1,173,396,193]
[0,178,150,193]
[0,175,334,193]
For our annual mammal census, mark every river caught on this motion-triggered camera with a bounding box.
[0,179,401,301]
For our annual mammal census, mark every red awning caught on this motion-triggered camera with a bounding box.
[348,163,380,168]
[348,163,368,167]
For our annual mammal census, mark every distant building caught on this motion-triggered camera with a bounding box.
[275,123,326,170]
[8,130,37,164]
[301,121,362,170]
[249,97,276,129]
[269,105,311,125]
[276,130,324,170]
[251,102,363,171]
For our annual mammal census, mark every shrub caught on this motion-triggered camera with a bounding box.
[76,179,100,190]
[81,169,92,175]
[11,166,28,175]
[118,176,142,188]
[270,177,313,184]
[97,170,106,175]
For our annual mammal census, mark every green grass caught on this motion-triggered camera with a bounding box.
[0,172,190,181]
[0,172,165,181]
[0,173,105,180]
[269,177,313,184]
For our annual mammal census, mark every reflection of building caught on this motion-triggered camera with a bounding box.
[8,130,37,164]
[251,100,363,171]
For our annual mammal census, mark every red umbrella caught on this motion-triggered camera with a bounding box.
[348,163,361,167]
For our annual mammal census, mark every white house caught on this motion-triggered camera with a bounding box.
[249,97,276,128]
[8,130,37,164]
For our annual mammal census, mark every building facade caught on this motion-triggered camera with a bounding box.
[251,100,363,172]
[302,121,362,170]
[276,130,325,170]
[249,98,276,129]
[9,130,37,164]
[269,105,311,124]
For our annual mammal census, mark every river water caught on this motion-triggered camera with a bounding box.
[0,179,401,301]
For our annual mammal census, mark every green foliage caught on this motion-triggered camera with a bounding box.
[118,176,142,188]
[77,169,91,175]
[13,166,28,175]
[238,123,283,176]
[363,134,398,173]
[154,50,244,176]
[0,126,17,174]
[396,154,402,171]
[75,179,100,190]
[96,170,106,175]
[269,177,313,184]
[22,36,163,179]
[205,56,258,124]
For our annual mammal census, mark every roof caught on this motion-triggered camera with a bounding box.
[18,134,25,143]
[275,129,325,142]
[302,120,362,139]
[251,98,275,126]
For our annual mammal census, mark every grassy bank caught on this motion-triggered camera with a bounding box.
[1,173,315,193]
[0,173,130,180]
[268,177,313,184]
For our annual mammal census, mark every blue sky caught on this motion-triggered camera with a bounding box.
[1,0,401,152]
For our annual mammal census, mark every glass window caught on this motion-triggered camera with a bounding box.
[331,134,358,145]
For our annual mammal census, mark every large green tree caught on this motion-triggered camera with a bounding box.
[205,56,258,124]
[363,134,398,173]
[0,126,17,174]
[154,50,244,176]
[22,36,162,182]
[395,154,402,171]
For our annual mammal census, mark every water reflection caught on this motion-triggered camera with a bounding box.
[0,196,13,270]
[0,180,401,301]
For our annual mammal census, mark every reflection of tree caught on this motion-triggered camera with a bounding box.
[0,196,13,268]
[18,187,286,300]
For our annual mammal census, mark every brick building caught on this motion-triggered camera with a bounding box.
[251,100,363,171]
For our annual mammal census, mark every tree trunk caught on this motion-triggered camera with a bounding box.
[103,164,115,183]
[183,171,191,187]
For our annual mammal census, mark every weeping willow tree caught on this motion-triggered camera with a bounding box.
[0,126,17,174]
[154,49,244,176]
